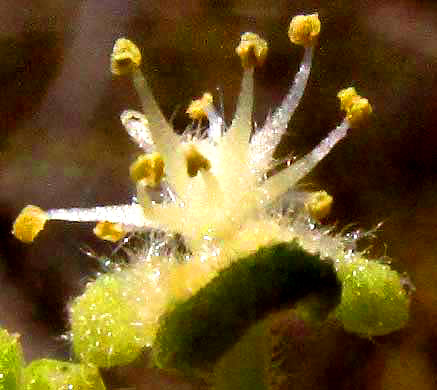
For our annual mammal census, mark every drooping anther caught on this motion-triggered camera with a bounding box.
[288,14,321,47]
[93,221,125,242]
[129,152,165,187]
[184,145,211,177]
[111,38,142,76]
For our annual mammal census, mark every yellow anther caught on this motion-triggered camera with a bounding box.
[347,97,372,127]
[184,144,211,177]
[288,13,321,47]
[337,87,358,111]
[93,221,125,242]
[186,93,213,120]
[236,32,268,69]
[12,205,48,243]
[305,191,333,221]
[338,87,372,127]
[111,38,142,76]
[129,152,165,187]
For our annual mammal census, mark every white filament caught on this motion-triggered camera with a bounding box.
[250,47,314,172]
[260,118,350,202]
[46,204,154,228]
[131,68,188,199]
[224,68,254,157]
[205,105,224,142]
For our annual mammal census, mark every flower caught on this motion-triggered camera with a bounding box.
[12,15,408,367]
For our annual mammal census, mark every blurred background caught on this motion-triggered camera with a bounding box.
[1,0,437,389]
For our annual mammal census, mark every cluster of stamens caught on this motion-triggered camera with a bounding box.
[12,13,371,259]
[11,14,414,367]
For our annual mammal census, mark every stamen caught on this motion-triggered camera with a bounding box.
[250,46,314,171]
[131,67,188,196]
[129,152,164,188]
[227,68,254,149]
[225,33,268,154]
[260,119,350,201]
[111,38,187,198]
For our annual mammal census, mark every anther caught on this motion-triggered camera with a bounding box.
[111,38,142,76]
[184,145,211,177]
[93,221,125,242]
[129,152,165,187]
[288,14,321,47]
[337,87,372,127]
[186,93,213,120]
[236,32,268,69]
[12,205,48,243]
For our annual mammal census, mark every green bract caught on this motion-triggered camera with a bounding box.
[336,258,410,336]
[0,328,24,390]
[23,359,105,390]
[70,272,148,367]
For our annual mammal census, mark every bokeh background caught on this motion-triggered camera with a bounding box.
[1,0,437,389]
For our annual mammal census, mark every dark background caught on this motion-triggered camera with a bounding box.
[1,1,437,389]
